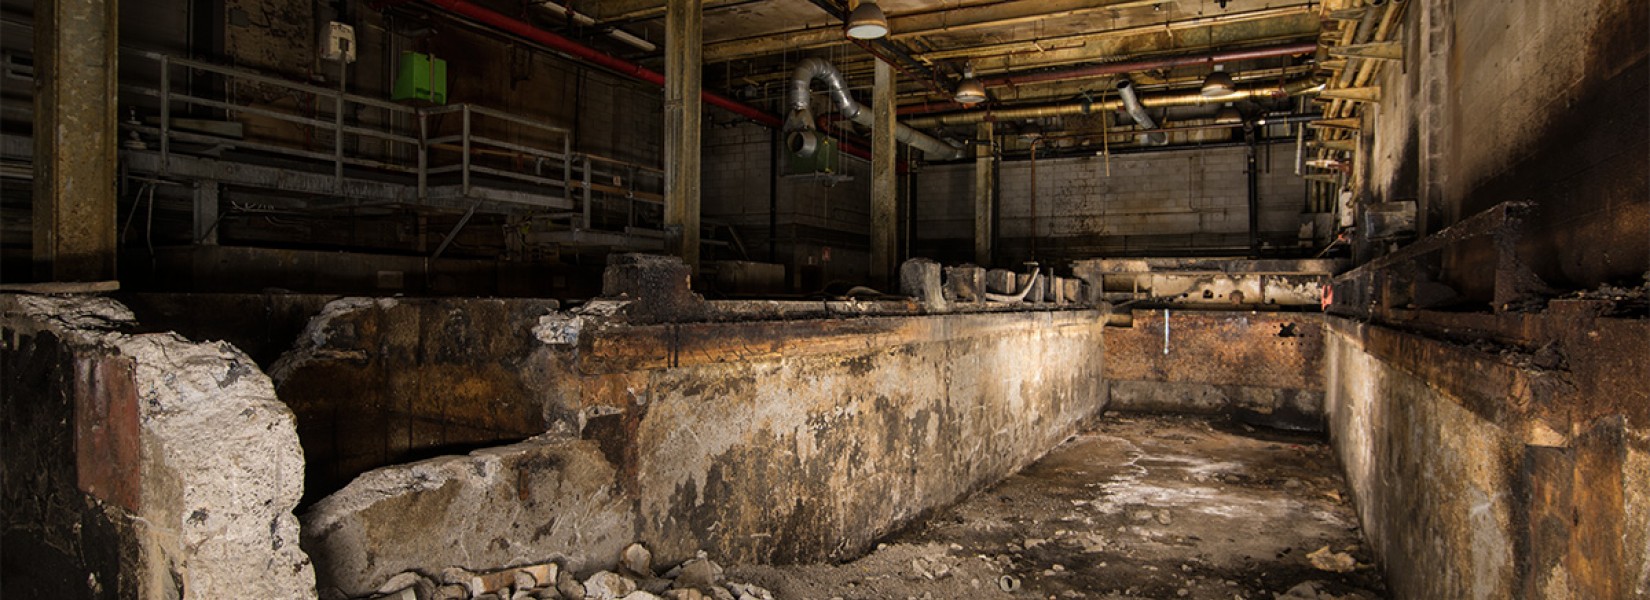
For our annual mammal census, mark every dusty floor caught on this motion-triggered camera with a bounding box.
[727,414,1386,600]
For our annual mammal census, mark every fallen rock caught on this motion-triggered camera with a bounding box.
[557,570,586,600]
[671,557,724,592]
[620,543,655,579]
[662,590,709,600]
[1306,546,1356,573]
[584,571,637,600]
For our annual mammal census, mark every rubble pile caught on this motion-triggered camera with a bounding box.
[355,544,774,600]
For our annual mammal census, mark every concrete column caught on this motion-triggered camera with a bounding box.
[663,0,703,276]
[973,121,995,266]
[870,59,897,286]
[32,0,119,282]
[192,183,219,246]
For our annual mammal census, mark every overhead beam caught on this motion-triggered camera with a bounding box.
[575,0,742,22]
[33,0,119,282]
[1308,117,1362,130]
[704,0,1248,63]
[1318,86,1382,102]
[1328,41,1403,61]
[663,0,702,275]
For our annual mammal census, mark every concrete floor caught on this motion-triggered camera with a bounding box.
[728,414,1386,599]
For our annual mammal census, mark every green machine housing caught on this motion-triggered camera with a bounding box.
[786,134,839,175]
[393,52,447,104]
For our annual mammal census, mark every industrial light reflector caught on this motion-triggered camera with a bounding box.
[845,2,889,39]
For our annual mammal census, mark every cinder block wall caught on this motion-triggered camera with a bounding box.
[915,143,1309,265]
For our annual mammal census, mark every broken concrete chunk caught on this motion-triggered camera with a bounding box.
[618,592,663,600]
[369,587,420,600]
[376,571,434,597]
[1305,546,1356,573]
[899,258,947,312]
[557,569,586,600]
[433,584,470,600]
[620,543,655,579]
[583,571,638,600]
[944,265,986,303]
[601,254,708,323]
[670,558,724,592]
[986,269,1018,295]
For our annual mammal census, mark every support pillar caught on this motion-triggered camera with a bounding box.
[973,121,995,266]
[870,59,897,286]
[32,0,119,282]
[192,182,219,245]
[663,0,703,276]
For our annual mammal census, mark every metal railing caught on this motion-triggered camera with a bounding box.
[117,51,662,222]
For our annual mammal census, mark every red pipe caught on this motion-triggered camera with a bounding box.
[422,0,782,129]
[980,42,1319,88]
[421,0,894,162]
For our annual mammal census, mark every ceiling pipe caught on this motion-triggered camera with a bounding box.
[786,58,966,161]
[980,41,1318,88]
[536,1,656,52]
[418,0,888,162]
[901,78,1322,129]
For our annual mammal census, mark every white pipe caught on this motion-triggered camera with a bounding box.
[538,1,656,52]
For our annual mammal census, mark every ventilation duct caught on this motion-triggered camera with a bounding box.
[787,58,965,161]
[1117,79,1168,146]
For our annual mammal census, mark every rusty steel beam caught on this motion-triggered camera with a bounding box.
[663,0,702,275]
[33,0,119,282]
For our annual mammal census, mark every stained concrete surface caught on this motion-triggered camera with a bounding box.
[726,414,1384,599]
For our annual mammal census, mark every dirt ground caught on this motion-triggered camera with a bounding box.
[726,413,1386,600]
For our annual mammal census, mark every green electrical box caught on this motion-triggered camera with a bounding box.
[392,52,447,104]
[786,135,839,175]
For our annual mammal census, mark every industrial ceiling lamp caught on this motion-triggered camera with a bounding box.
[1201,64,1236,96]
[845,1,889,40]
[954,65,987,105]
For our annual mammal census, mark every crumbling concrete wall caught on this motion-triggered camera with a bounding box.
[1324,314,1649,599]
[288,298,1107,597]
[0,294,315,599]
[1103,310,1325,427]
[269,297,562,505]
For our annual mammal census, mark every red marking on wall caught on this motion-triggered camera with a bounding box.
[75,355,142,512]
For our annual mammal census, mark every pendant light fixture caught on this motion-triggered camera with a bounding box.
[1202,64,1236,96]
[954,65,987,105]
[845,1,889,40]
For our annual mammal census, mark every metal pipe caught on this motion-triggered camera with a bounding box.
[902,79,1318,128]
[980,41,1318,88]
[1116,79,1166,145]
[984,269,1040,303]
[423,0,883,162]
[537,1,656,52]
[786,58,965,160]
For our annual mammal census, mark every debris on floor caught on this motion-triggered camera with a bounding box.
[356,544,773,600]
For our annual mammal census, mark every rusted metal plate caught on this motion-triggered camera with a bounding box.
[74,354,141,511]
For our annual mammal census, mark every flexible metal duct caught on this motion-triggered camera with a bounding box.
[1117,79,1167,145]
[787,58,965,161]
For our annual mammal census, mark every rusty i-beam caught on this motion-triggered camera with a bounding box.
[32,0,119,282]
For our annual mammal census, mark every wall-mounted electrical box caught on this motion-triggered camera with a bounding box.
[320,21,356,63]
[392,52,447,104]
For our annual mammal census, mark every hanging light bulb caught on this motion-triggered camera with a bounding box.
[954,65,986,105]
[845,1,889,40]
[1201,64,1236,97]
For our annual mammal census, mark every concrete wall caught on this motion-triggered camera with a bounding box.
[285,299,1108,597]
[916,143,1309,266]
[1103,310,1325,429]
[1364,0,1648,293]
[1324,315,1650,598]
[0,295,315,599]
